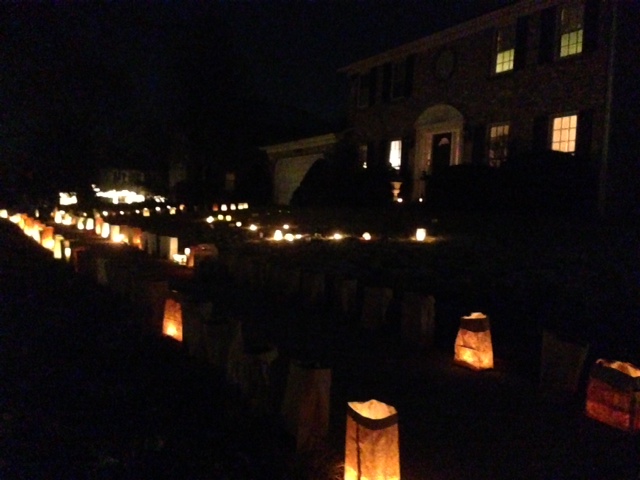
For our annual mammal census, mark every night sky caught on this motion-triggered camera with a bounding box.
[1,1,514,198]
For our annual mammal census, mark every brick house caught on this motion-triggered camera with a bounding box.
[340,0,640,215]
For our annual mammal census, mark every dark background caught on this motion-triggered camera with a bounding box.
[0,1,515,202]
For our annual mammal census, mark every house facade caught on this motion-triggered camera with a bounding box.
[340,0,639,215]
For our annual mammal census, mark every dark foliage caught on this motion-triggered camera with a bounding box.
[425,150,598,215]
[290,141,393,207]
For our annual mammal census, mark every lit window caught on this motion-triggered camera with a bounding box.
[358,144,368,169]
[495,27,515,73]
[389,140,402,170]
[551,114,578,153]
[559,4,583,57]
[488,124,510,167]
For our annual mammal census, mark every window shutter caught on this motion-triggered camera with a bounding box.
[533,115,549,153]
[382,63,392,102]
[378,140,388,170]
[400,135,414,175]
[349,75,358,107]
[472,125,487,164]
[404,55,415,98]
[538,7,557,64]
[369,67,378,106]
[515,16,529,70]
[576,110,594,160]
[583,0,599,53]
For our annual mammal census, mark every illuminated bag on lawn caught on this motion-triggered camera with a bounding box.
[585,359,640,432]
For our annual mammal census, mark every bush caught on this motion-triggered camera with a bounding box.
[425,151,598,215]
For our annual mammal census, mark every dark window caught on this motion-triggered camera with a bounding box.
[357,72,370,108]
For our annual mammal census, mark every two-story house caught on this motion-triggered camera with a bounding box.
[340,0,639,215]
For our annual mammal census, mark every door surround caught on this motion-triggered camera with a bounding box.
[413,104,464,173]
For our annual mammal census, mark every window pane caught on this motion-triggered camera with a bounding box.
[495,26,515,73]
[389,140,402,170]
[559,5,583,58]
[551,114,578,153]
[488,123,510,167]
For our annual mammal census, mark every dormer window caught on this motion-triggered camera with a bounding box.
[559,4,584,57]
[495,26,515,73]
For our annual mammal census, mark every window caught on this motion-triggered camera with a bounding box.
[357,73,370,108]
[559,4,584,57]
[488,124,510,167]
[358,144,368,169]
[551,114,578,153]
[391,61,406,99]
[495,26,515,73]
[389,140,402,170]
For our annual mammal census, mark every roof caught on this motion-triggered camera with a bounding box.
[339,0,562,74]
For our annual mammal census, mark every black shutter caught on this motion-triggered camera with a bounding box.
[538,7,557,64]
[472,125,487,165]
[382,63,392,102]
[404,55,415,98]
[515,16,529,70]
[583,0,599,53]
[533,115,549,153]
[349,75,358,107]
[369,67,378,106]
[576,110,594,160]
[400,135,414,176]
[378,140,388,170]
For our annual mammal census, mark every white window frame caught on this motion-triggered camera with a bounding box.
[389,140,402,171]
[551,114,578,153]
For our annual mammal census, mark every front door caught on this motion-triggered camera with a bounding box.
[431,132,452,173]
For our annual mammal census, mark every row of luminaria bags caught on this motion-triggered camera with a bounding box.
[6,212,640,480]
[162,298,640,479]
